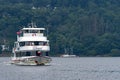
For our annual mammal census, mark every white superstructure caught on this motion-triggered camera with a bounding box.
[11,23,51,65]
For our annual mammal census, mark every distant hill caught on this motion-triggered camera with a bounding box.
[0,0,120,56]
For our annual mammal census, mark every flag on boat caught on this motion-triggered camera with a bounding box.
[16,31,21,35]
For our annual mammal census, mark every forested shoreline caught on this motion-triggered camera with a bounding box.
[0,0,120,56]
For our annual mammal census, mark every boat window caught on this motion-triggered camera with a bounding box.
[23,30,43,33]
[34,41,39,45]
[16,52,22,57]
[30,30,36,33]
[24,30,29,33]
[40,30,44,33]
[25,52,31,56]
[19,41,48,46]
[34,41,47,46]
[25,42,30,46]
[19,42,25,46]
[43,42,47,45]
[28,30,40,33]
[39,42,43,45]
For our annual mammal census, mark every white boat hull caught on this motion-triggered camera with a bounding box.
[11,56,52,65]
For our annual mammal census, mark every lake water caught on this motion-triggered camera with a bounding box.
[0,57,120,80]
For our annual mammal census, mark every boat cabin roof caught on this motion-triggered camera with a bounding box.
[22,28,45,31]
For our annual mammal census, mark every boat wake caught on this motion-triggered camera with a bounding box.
[0,61,12,65]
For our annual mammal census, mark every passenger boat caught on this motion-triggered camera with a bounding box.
[11,22,51,65]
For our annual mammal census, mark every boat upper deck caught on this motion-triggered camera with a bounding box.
[16,23,48,42]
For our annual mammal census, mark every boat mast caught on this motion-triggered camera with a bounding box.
[31,22,37,28]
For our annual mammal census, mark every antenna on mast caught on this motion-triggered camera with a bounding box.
[30,21,37,28]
